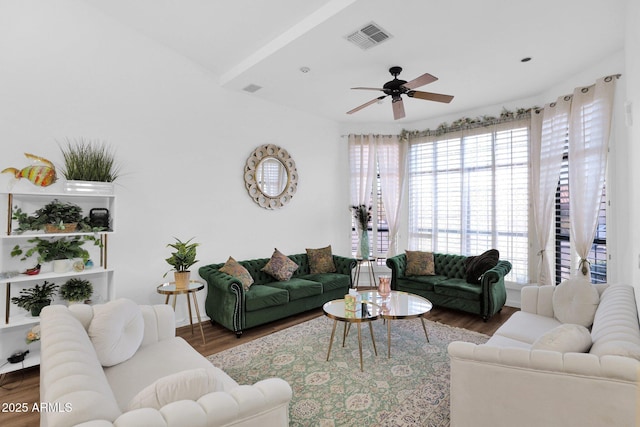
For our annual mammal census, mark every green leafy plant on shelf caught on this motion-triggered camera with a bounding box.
[11,236,100,263]
[59,278,93,303]
[59,137,121,182]
[11,281,58,316]
[12,199,107,234]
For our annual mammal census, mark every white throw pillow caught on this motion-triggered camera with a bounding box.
[127,368,219,410]
[532,323,592,353]
[552,278,600,327]
[89,298,144,367]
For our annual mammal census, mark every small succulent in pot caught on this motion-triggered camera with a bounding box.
[11,281,58,316]
[59,278,93,303]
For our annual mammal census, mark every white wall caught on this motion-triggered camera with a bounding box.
[0,0,350,325]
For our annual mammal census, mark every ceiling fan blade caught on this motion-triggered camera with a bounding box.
[392,98,405,120]
[402,73,438,90]
[351,87,385,91]
[346,95,387,115]
[407,90,454,103]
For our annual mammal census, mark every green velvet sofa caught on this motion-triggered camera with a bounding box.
[199,253,356,337]
[386,252,512,321]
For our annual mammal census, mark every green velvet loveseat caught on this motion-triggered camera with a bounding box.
[199,253,356,337]
[386,252,512,321]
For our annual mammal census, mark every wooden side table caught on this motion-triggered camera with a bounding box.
[157,280,206,345]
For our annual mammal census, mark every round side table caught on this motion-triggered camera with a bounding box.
[157,280,206,345]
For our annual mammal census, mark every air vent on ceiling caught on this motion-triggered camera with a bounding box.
[243,84,262,93]
[345,22,392,50]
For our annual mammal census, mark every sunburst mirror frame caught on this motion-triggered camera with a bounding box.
[244,144,298,209]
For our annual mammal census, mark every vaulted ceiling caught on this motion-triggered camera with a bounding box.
[86,0,626,124]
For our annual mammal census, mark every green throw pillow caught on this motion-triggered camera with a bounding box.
[219,256,254,290]
[261,248,299,281]
[306,245,336,274]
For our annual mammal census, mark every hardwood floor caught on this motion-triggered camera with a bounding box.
[0,304,517,427]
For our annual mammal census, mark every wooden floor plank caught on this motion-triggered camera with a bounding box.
[0,304,517,427]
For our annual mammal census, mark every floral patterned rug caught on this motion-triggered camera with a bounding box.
[207,315,488,427]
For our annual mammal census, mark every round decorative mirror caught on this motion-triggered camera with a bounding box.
[244,144,298,209]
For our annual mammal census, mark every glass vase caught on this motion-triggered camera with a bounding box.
[378,275,391,298]
[359,229,370,259]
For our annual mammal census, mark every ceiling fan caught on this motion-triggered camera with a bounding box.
[347,66,454,120]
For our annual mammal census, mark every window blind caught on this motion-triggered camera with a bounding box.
[408,124,529,283]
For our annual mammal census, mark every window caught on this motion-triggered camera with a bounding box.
[555,152,607,284]
[408,124,529,283]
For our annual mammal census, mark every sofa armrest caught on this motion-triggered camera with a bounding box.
[199,264,245,334]
[479,260,511,319]
[386,254,406,290]
[520,285,556,317]
[111,378,292,427]
[448,341,639,427]
[332,255,357,283]
[140,304,176,347]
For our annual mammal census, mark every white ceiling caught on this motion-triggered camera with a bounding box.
[86,0,626,124]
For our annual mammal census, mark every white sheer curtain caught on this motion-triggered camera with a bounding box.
[530,97,571,286]
[348,134,375,208]
[348,135,375,257]
[376,135,407,257]
[568,76,616,279]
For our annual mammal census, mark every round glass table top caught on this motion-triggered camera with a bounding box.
[358,290,433,319]
[322,299,381,322]
[156,280,204,295]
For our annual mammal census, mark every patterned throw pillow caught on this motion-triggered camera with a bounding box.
[219,256,254,290]
[306,245,336,274]
[464,249,500,284]
[405,250,435,276]
[261,248,299,281]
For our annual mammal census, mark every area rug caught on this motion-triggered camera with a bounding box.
[207,316,488,427]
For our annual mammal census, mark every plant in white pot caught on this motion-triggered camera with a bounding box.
[164,237,199,289]
[11,236,95,273]
[59,138,120,194]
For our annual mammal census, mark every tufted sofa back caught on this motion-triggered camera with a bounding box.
[434,253,467,279]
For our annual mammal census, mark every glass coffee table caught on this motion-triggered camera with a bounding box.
[359,290,433,358]
[322,299,381,371]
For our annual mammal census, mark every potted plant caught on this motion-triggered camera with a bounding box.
[59,138,120,194]
[11,236,95,273]
[59,278,93,304]
[164,237,199,289]
[12,199,89,234]
[11,281,58,316]
[59,138,120,182]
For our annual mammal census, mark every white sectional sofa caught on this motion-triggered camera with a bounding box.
[39,299,292,427]
[448,281,640,427]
